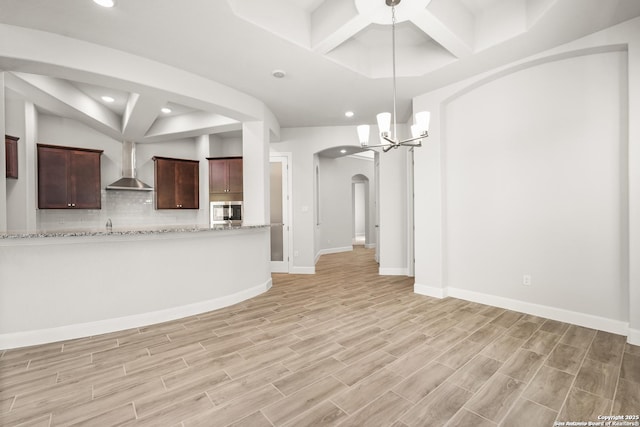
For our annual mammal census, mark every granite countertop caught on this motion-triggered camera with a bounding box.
[0,224,270,239]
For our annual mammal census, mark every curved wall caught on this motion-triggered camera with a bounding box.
[0,228,271,349]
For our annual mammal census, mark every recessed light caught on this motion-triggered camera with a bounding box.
[101,95,115,103]
[345,111,354,118]
[161,107,172,114]
[93,0,115,7]
[272,69,286,79]
[340,149,347,154]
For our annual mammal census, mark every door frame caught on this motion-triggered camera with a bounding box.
[269,153,293,273]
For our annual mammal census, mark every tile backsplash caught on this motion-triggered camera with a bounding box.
[37,190,202,232]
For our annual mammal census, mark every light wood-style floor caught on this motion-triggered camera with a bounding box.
[1,246,639,426]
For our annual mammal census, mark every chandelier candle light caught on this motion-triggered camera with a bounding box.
[357,0,431,152]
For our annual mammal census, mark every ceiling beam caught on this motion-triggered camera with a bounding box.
[410,9,474,59]
[122,92,167,140]
[143,111,241,142]
[311,0,370,54]
[6,72,122,139]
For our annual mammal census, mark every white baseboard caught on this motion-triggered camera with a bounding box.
[414,285,632,340]
[365,243,377,249]
[379,267,409,276]
[317,246,353,256]
[0,279,272,350]
[414,283,447,299]
[290,266,315,274]
[315,246,353,264]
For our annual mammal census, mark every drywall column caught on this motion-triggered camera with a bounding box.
[413,100,445,296]
[0,72,6,232]
[242,121,270,226]
[628,38,640,345]
[195,134,210,226]
[23,102,37,232]
[378,144,408,275]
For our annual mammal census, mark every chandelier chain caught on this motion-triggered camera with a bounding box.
[391,4,397,141]
[355,0,429,152]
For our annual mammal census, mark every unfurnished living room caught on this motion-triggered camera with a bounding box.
[1,0,639,426]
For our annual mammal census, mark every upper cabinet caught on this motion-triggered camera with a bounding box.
[37,144,103,209]
[5,135,19,179]
[208,157,243,198]
[153,156,199,209]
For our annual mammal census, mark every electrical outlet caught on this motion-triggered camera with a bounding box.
[522,275,532,286]
[294,250,299,257]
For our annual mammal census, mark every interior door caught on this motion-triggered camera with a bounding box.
[270,155,291,273]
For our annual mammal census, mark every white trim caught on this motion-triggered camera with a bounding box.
[0,279,272,350]
[436,286,630,338]
[414,283,448,299]
[414,284,636,341]
[290,266,315,274]
[365,243,377,249]
[315,246,353,264]
[379,267,409,276]
[319,246,353,255]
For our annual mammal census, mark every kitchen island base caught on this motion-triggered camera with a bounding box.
[0,226,271,349]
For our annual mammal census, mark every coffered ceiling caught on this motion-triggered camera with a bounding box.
[1,0,639,142]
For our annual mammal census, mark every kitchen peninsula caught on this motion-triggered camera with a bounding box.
[0,224,271,349]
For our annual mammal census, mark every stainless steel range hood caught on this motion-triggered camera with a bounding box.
[105,141,153,191]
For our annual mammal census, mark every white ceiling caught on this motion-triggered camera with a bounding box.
[1,0,639,142]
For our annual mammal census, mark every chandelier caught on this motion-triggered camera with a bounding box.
[357,0,431,152]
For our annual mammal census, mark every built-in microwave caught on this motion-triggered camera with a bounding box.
[210,201,243,225]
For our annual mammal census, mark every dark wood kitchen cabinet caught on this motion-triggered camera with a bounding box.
[37,144,103,209]
[208,157,243,195]
[153,156,199,209]
[5,135,19,179]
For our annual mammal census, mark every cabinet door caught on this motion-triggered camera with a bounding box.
[5,135,19,179]
[70,150,102,209]
[227,158,243,193]
[176,160,199,209]
[38,146,70,209]
[154,158,177,209]
[208,159,227,193]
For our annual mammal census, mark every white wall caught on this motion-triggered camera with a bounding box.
[353,180,366,239]
[0,73,6,232]
[209,135,243,158]
[445,51,624,315]
[413,17,640,343]
[5,94,28,232]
